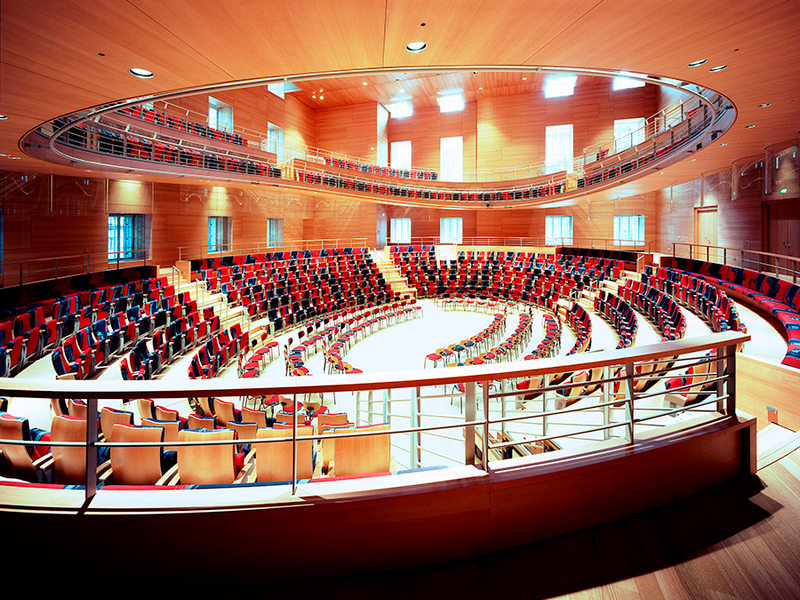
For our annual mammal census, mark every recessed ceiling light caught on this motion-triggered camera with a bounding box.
[720,143,728,147]
[319,88,323,93]
[129,67,154,78]
[478,87,483,90]
[0,115,7,120]
[362,81,368,86]
[691,158,696,161]
[780,187,788,194]
[758,103,772,108]
[745,124,756,128]
[708,65,727,72]
[687,59,708,67]
[406,41,427,53]
[319,95,324,100]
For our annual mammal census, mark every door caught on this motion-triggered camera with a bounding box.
[694,207,718,262]
[376,207,387,250]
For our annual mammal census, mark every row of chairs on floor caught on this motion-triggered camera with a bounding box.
[191,247,371,272]
[618,279,686,340]
[562,302,592,354]
[116,105,245,146]
[186,323,249,380]
[426,311,508,369]
[594,290,638,349]
[323,156,438,181]
[523,313,562,360]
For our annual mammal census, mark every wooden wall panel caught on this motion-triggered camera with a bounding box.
[315,102,379,162]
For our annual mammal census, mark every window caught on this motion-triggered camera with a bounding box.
[440,217,463,244]
[108,214,150,262]
[208,97,234,133]
[208,216,232,253]
[613,73,645,91]
[545,124,573,174]
[266,218,283,248]
[437,93,465,113]
[544,75,577,98]
[267,122,284,160]
[267,82,285,99]
[391,140,412,171]
[387,101,413,119]
[545,215,573,245]
[614,214,645,245]
[390,218,411,244]
[614,118,646,152]
[440,136,463,182]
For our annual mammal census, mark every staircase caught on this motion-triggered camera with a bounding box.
[371,248,417,299]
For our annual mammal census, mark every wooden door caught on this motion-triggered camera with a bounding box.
[694,207,718,262]
[766,202,800,277]
[376,206,387,250]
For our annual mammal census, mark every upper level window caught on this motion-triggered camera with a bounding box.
[544,75,577,98]
[437,93,465,113]
[267,82,285,99]
[545,215,573,245]
[440,136,463,182]
[390,218,411,244]
[267,122,284,160]
[614,118,646,152]
[613,72,645,91]
[387,101,413,119]
[208,216,232,253]
[208,97,234,133]
[391,140,412,171]
[440,217,463,244]
[614,214,645,245]
[109,213,150,262]
[545,124,573,174]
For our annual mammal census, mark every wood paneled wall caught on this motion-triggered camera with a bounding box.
[314,102,380,161]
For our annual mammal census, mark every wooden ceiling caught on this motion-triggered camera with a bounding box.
[1,0,799,203]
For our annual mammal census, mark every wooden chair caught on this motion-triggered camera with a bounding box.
[195,396,216,419]
[50,398,68,417]
[250,425,314,482]
[241,407,268,428]
[555,370,589,409]
[187,414,216,429]
[101,423,165,485]
[158,428,236,486]
[100,407,133,440]
[214,398,240,427]
[0,414,51,482]
[137,398,156,422]
[330,423,390,477]
[275,411,305,427]
[142,417,180,452]
[51,415,108,485]
[68,399,87,418]
[228,421,258,452]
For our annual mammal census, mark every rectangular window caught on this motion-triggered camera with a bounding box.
[613,73,645,91]
[266,218,283,248]
[387,101,413,119]
[391,140,412,171]
[390,218,411,244]
[613,214,645,245]
[208,216,232,253]
[545,215,573,245]
[267,82,285,99]
[440,136,463,182]
[544,75,577,98]
[437,93,465,113]
[545,124,573,174]
[614,118,646,152]
[208,97,234,133]
[440,217,463,244]
[108,214,150,262]
[267,122,284,160]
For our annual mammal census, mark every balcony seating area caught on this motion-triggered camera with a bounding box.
[116,105,245,146]
[323,156,438,181]
[668,257,800,368]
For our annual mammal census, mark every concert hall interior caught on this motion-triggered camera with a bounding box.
[1,1,799,595]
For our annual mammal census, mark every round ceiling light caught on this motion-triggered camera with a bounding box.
[708,65,728,72]
[406,41,427,53]
[687,59,708,67]
[129,67,154,78]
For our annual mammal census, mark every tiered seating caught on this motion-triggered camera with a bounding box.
[116,105,245,146]
[563,303,592,354]
[594,290,638,348]
[618,279,686,341]
[295,169,567,204]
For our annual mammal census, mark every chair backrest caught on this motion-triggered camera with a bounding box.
[0,414,36,477]
[51,415,87,485]
[142,418,180,452]
[154,405,180,422]
[109,423,164,485]
[187,414,216,430]
[68,399,87,418]
[228,421,258,445]
[137,398,155,421]
[196,397,215,418]
[255,426,313,482]
[241,407,268,428]
[50,397,68,416]
[176,429,235,485]
[316,412,349,436]
[275,411,305,426]
[214,399,238,427]
[100,407,133,438]
[331,423,390,477]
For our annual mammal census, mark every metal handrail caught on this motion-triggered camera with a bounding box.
[0,332,747,501]
[672,242,800,283]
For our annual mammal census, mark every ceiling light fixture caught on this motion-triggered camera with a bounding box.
[406,41,427,53]
[720,143,728,146]
[0,115,7,120]
[362,81,368,86]
[129,67,154,78]
[708,65,728,72]
[758,103,772,108]
[780,188,788,194]
[687,59,707,67]
[745,124,756,128]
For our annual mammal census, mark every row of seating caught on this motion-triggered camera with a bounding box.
[562,302,592,355]
[426,310,508,368]
[618,279,686,341]
[190,247,370,272]
[295,169,567,203]
[594,290,638,349]
[185,322,249,380]
[670,257,800,368]
[323,156,438,181]
[116,105,245,146]
[523,313,562,360]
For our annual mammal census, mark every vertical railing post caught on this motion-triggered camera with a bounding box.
[602,365,611,440]
[410,387,419,469]
[624,362,635,443]
[542,373,549,439]
[85,397,98,502]
[464,381,476,466]
[291,393,297,495]
[481,380,490,471]
[715,347,726,414]
[725,344,737,416]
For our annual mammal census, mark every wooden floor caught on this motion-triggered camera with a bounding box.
[236,450,799,599]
